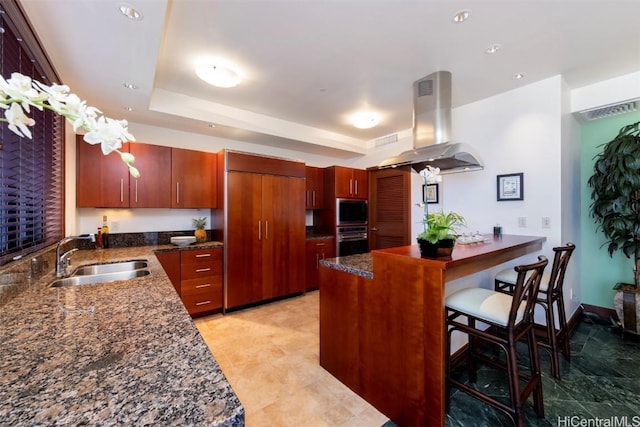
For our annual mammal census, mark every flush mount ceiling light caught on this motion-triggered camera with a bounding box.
[452,9,470,23]
[119,4,143,21]
[195,62,242,88]
[123,82,138,89]
[351,112,380,129]
[485,44,502,54]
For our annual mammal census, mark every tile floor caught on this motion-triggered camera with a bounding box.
[194,292,640,427]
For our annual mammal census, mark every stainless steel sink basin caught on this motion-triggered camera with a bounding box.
[49,269,150,288]
[71,260,148,276]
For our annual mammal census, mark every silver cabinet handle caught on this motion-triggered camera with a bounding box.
[195,253,211,258]
[316,243,326,247]
[371,227,378,231]
[258,220,261,241]
[195,300,212,306]
[135,180,138,203]
[312,191,316,207]
[176,182,180,204]
[120,178,124,203]
[355,179,358,195]
[195,283,212,288]
[265,221,268,240]
[349,178,353,195]
[195,268,211,273]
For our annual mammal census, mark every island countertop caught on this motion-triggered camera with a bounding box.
[0,245,244,426]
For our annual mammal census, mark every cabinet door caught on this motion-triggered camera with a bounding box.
[262,175,306,298]
[226,172,264,308]
[305,166,324,209]
[76,137,130,208]
[129,143,172,207]
[352,168,368,199]
[334,166,354,198]
[171,148,216,208]
[305,238,333,291]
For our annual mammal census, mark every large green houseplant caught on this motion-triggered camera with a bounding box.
[417,210,466,257]
[587,120,640,333]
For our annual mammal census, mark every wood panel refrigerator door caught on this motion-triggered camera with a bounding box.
[369,167,411,250]
[261,175,306,299]
[226,172,264,308]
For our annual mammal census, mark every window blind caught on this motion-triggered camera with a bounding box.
[0,4,64,266]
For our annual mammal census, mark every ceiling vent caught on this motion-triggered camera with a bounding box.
[577,100,638,121]
[375,133,399,147]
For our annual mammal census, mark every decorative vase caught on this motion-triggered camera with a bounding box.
[417,238,455,258]
[613,283,640,335]
[194,229,207,243]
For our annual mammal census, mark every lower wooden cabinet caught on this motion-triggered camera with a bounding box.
[305,238,334,291]
[155,247,223,315]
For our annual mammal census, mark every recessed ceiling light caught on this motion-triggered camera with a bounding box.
[514,73,525,80]
[351,112,380,129]
[124,106,134,111]
[123,82,138,90]
[195,62,242,88]
[485,44,502,54]
[119,4,143,21]
[208,123,216,128]
[452,9,470,23]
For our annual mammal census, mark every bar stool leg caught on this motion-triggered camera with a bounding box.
[557,291,571,362]
[543,298,561,379]
[505,335,522,426]
[468,317,478,383]
[528,327,545,418]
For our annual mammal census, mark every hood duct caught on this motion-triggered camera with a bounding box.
[379,71,484,174]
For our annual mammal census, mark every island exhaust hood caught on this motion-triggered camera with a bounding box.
[378,71,484,174]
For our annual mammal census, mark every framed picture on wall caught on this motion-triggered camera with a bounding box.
[423,183,439,204]
[497,173,524,201]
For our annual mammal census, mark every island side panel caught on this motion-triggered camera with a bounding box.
[319,265,361,393]
[361,251,446,427]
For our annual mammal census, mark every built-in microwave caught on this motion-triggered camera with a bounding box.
[336,199,367,225]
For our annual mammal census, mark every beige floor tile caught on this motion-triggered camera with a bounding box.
[195,291,387,426]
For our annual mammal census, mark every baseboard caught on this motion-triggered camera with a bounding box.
[580,303,617,323]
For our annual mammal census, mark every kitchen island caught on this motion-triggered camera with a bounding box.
[319,234,545,427]
[0,245,244,426]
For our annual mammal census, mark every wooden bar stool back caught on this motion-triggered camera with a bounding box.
[495,243,575,378]
[445,255,548,427]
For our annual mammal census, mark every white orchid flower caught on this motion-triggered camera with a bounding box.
[5,102,35,138]
[421,166,442,184]
[0,72,138,175]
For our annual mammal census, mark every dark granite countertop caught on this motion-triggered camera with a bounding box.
[0,245,244,426]
[320,253,372,279]
[306,234,335,241]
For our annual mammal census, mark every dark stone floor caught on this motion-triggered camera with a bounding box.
[384,313,640,426]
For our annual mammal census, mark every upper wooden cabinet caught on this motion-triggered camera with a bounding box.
[305,166,324,209]
[171,148,217,208]
[76,140,216,208]
[129,143,172,208]
[327,166,368,199]
[76,137,130,208]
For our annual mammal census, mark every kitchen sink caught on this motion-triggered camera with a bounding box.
[71,259,148,276]
[49,269,150,288]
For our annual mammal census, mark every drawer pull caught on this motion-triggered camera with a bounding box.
[195,283,212,289]
[195,300,212,306]
[195,253,211,258]
[195,268,211,273]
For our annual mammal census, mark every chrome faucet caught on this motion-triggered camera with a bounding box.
[55,234,95,278]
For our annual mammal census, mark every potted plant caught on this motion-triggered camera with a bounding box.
[417,210,466,258]
[587,120,640,334]
[193,217,207,243]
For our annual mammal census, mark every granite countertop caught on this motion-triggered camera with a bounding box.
[320,253,372,279]
[0,245,244,426]
[305,234,335,241]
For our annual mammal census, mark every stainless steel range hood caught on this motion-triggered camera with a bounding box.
[379,71,484,174]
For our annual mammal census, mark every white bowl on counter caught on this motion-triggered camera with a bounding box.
[170,236,196,247]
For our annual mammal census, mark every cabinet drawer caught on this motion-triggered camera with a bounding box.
[181,286,223,314]
[181,248,222,264]
[181,276,222,296]
[181,260,222,280]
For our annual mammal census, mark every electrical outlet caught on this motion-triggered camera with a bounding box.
[518,217,527,228]
[542,216,551,229]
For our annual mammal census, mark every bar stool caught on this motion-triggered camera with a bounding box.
[494,243,575,379]
[445,255,548,427]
